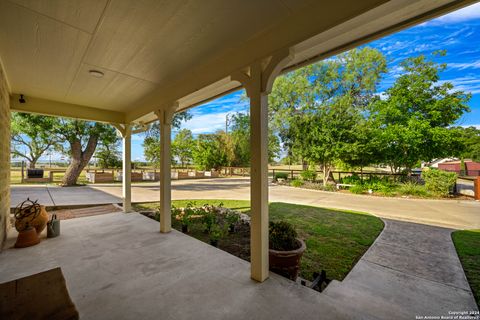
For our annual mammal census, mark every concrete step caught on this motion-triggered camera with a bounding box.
[50,204,122,220]
[321,279,342,296]
[322,278,410,320]
[322,260,478,320]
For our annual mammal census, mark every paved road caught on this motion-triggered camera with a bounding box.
[11,177,480,229]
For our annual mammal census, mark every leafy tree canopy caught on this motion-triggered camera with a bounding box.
[271,47,388,183]
[371,51,471,172]
[11,113,60,168]
[192,132,228,170]
[172,129,195,167]
[143,111,192,167]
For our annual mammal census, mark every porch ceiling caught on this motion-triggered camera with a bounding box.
[0,0,476,124]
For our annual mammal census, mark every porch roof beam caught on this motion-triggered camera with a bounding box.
[10,94,125,124]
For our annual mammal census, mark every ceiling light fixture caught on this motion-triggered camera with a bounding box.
[89,70,104,78]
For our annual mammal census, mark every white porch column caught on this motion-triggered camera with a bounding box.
[232,50,293,282]
[248,64,270,282]
[122,125,132,212]
[155,109,174,233]
[113,123,133,213]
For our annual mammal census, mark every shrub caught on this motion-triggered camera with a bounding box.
[181,201,197,227]
[300,169,317,181]
[170,205,182,223]
[364,178,396,193]
[398,182,428,197]
[340,174,362,185]
[323,184,336,192]
[226,210,240,226]
[376,183,396,196]
[422,169,457,197]
[274,172,289,181]
[269,221,299,251]
[349,184,365,194]
[209,224,226,241]
[291,179,304,187]
[200,207,217,233]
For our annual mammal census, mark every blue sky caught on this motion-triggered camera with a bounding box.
[118,3,480,161]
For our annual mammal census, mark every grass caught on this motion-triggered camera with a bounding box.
[452,229,480,307]
[133,200,384,281]
[10,169,88,184]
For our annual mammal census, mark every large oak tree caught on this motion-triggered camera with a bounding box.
[55,119,118,186]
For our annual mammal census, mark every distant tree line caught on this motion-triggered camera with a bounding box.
[142,112,279,170]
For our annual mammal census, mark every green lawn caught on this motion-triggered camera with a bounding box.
[452,229,480,307]
[10,169,88,185]
[133,200,384,281]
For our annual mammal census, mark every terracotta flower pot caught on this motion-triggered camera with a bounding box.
[269,238,306,280]
[15,226,41,248]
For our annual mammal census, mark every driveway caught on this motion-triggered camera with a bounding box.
[11,177,479,229]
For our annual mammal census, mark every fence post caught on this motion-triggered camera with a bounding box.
[21,161,25,183]
[272,169,275,180]
[291,170,294,180]
[475,177,480,201]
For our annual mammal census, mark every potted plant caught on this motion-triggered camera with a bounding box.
[201,205,217,234]
[225,210,240,233]
[209,224,224,247]
[269,221,306,281]
[179,203,195,233]
[171,205,181,225]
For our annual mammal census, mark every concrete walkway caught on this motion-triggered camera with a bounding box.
[323,219,478,318]
[11,178,480,229]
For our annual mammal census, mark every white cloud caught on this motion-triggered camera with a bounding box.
[441,76,480,95]
[425,3,480,24]
[377,92,388,100]
[448,60,480,70]
[180,112,235,134]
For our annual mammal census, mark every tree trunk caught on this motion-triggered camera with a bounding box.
[322,164,331,187]
[62,136,98,186]
[302,159,308,171]
[28,160,36,169]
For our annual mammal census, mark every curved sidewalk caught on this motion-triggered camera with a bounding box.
[323,219,478,318]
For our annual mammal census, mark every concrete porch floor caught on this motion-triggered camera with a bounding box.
[0,212,349,320]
